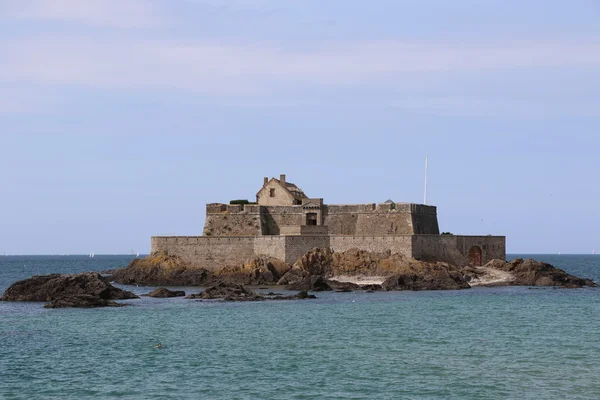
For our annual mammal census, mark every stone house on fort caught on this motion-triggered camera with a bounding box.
[151,175,506,270]
[256,175,307,206]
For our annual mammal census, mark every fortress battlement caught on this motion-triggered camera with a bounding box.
[151,175,505,270]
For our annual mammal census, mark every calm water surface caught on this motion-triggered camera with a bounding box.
[1,254,599,399]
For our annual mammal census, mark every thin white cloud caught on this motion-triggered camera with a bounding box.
[2,36,600,93]
[0,0,166,28]
[1,34,600,118]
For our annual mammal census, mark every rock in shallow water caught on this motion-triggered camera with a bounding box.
[186,281,262,301]
[216,255,291,285]
[0,272,138,305]
[478,258,596,288]
[185,281,316,302]
[109,253,291,287]
[108,253,212,286]
[108,250,596,292]
[44,294,125,308]
[381,265,470,291]
[143,288,186,298]
[286,276,332,291]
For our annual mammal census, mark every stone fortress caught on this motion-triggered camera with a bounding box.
[151,175,506,270]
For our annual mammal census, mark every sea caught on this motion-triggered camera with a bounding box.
[1,254,599,400]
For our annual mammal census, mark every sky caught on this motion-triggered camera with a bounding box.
[1,0,599,254]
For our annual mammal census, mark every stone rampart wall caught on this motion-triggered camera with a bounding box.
[260,208,303,235]
[253,236,286,261]
[152,234,505,271]
[410,204,440,235]
[203,202,439,237]
[203,205,262,237]
[322,204,439,236]
[412,235,506,265]
[151,236,255,270]
[456,235,506,262]
[329,236,413,257]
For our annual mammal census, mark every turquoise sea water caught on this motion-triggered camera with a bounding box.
[1,254,599,399]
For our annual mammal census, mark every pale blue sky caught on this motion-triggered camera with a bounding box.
[1,0,599,254]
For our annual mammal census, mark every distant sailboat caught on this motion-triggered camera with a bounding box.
[136,252,140,257]
[89,252,95,258]
[593,250,596,255]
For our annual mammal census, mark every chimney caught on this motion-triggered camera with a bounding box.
[263,176,268,186]
[280,174,286,185]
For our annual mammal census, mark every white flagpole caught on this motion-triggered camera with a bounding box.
[424,156,428,205]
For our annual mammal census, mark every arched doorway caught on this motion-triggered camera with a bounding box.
[468,246,483,266]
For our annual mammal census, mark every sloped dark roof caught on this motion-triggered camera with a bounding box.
[256,177,308,201]
[278,179,307,200]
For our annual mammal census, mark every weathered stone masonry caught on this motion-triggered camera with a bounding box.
[203,202,440,237]
[151,175,506,270]
[152,233,505,270]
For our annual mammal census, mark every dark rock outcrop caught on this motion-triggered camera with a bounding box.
[279,247,470,291]
[382,267,469,291]
[328,280,363,292]
[1,272,138,303]
[144,288,186,298]
[109,253,291,287]
[359,284,383,292]
[109,253,213,286]
[1,272,138,308]
[277,248,333,285]
[479,258,596,288]
[285,276,370,292]
[187,281,263,301]
[291,290,316,299]
[286,276,333,291]
[44,294,124,308]
[281,248,595,290]
[214,255,291,285]
[185,281,316,302]
[108,250,596,292]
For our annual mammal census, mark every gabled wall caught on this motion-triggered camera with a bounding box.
[256,179,296,206]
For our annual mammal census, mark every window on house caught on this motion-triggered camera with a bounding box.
[269,188,275,197]
[306,213,318,225]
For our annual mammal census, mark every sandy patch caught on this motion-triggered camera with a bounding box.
[329,275,387,285]
[469,267,514,286]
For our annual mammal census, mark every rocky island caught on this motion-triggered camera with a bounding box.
[106,248,595,291]
[1,174,595,308]
[123,174,591,290]
[1,249,595,308]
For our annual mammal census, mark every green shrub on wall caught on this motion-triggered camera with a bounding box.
[229,199,257,205]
